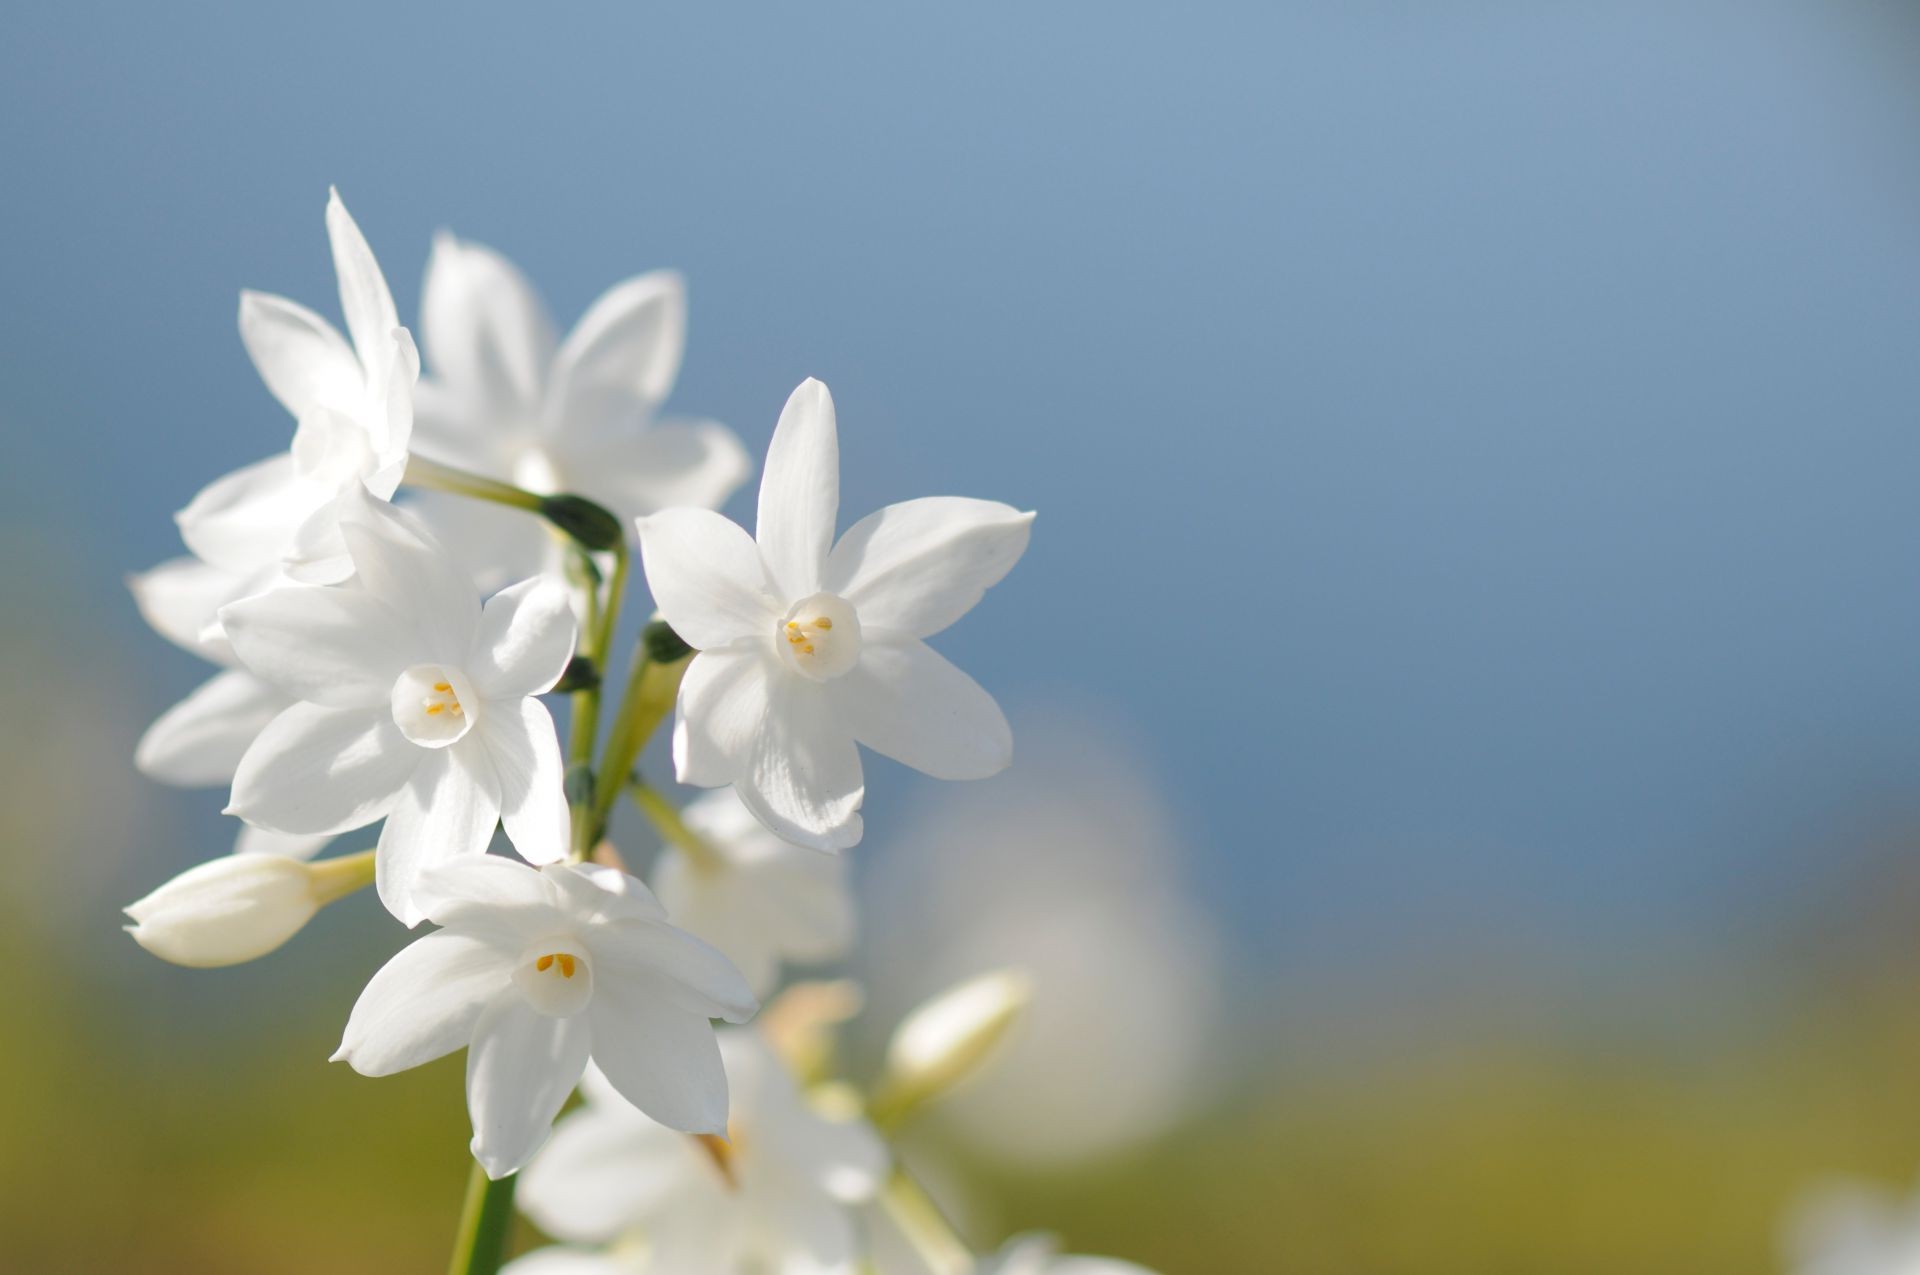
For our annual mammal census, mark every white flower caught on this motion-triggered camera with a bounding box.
[502,1250,639,1275]
[408,237,749,590]
[129,555,293,788]
[519,1027,886,1273]
[220,491,576,924]
[978,1236,1159,1275]
[636,378,1033,850]
[1787,1175,1920,1275]
[333,857,757,1178]
[124,851,372,968]
[176,188,417,584]
[650,787,855,996]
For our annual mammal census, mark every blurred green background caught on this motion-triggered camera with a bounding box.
[6,1,1920,1271]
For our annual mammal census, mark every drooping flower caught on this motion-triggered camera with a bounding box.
[636,378,1033,850]
[407,236,749,590]
[332,857,758,1178]
[518,1027,886,1273]
[176,189,418,584]
[220,491,576,924]
[125,850,374,968]
[649,787,855,996]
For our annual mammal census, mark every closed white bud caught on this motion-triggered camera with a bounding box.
[125,850,374,968]
[872,968,1032,1127]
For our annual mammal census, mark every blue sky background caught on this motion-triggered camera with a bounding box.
[4,0,1920,1017]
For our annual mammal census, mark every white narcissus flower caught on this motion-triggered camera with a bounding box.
[650,787,855,997]
[176,188,417,584]
[977,1237,1159,1275]
[519,1028,887,1274]
[220,491,576,924]
[636,378,1033,850]
[408,237,749,591]
[333,857,758,1179]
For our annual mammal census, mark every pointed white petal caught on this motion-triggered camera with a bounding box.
[481,698,569,866]
[467,577,576,700]
[219,583,416,707]
[228,702,413,835]
[825,498,1034,638]
[587,922,758,1023]
[543,863,669,927]
[337,491,480,663]
[136,669,287,788]
[238,289,362,419]
[559,418,751,519]
[421,233,556,411]
[670,648,774,789]
[518,1102,687,1244]
[755,378,839,598]
[737,675,864,851]
[376,743,503,925]
[128,557,262,663]
[326,188,400,372]
[467,996,592,1178]
[547,270,685,432]
[176,454,319,575]
[634,508,779,650]
[332,931,511,1076]
[413,855,564,936]
[828,634,1011,780]
[406,492,557,597]
[586,980,729,1134]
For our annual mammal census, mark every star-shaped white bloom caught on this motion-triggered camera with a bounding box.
[333,857,758,1179]
[220,491,576,924]
[176,189,418,585]
[519,1027,887,1274]
[635,378,1033,850]
[650,787,855,997]
[407,236,749,590]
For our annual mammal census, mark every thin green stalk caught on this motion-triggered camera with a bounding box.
[403,454,543,512]
[446,1162,516,1275]
[879,1166,972,1275]
[627,778,725,873]
[587,634,693,848]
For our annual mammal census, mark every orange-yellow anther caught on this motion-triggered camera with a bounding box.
[535,952,578,978]
[814,617,833,629]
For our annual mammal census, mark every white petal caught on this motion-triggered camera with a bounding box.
[467,577,576,701]
[634,508,779,650]
[176,454,319,575]
[559,418,751,519]
[755,378,839,598]
[500,1250,632,1275]
[228,703,413,835]
[332,931,511,1076]
[376,744,503,926]
[518,1102,688,1244]
[587,921,758,1023]
[738,675,865,851]
[467,996,592,1178]
[828,634,1011,780]
[219,583,416,707]
[337,492,481,664]
[481,698,569,866]
[421,232,555,411]
[406,491,558,597]
[136,669,286,788]
[824,498,1034,639]
[670,648,774,789]
[233,824,333,859]
[128,557,260,663]
[367,328,418,479]
[413,855,564,937]
[586,979,729,1134]
[547,270,685,432]
[544,863,670,927]
[326,188,399,373]
[238,290,362,419]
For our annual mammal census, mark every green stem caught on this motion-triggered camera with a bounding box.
[587,637,692,849]
[446,1162,516,1275]
[879,1166,972,1275]
[627,778,725,873]
[403,455,543,512]
[565,542,628,860]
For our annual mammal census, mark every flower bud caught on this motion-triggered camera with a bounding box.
[539,493,624,550]
[124,850,374,968]
[871,968,1032,1127]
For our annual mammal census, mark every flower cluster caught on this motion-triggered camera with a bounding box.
[125,189,1153,1275]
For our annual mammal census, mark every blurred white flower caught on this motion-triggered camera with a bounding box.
[502,1250,639,1275]
[333,857,757,1178]
[407,237,750,591]
[176,188,417,584]
[637,377,1032,850]
[874,969,1031,1122]
[124,850,371,968]
[519,1027,887,1273]
[861,715,1221,1167]
[1787,1175,1920,1275]
[649,787,855,997]
[977,1235,1159,1275]
[220,492,575,923]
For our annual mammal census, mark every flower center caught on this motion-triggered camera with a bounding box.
[775,592,863,681]
[512,939,593,1017]
[390,664,480,748]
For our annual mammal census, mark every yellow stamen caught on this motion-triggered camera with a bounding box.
[557,953,577,978]
[786,621,801,631]
[433,681,452,692]
[801,644,814,654]
[425,703,445,716]
[536,954,554,972]
[814,617,833,629]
